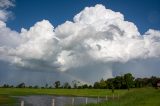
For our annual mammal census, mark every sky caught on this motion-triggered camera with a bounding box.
[6,0,160,34]
[0,0,160,86]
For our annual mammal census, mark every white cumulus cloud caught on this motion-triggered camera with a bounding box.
[0,4,160,82]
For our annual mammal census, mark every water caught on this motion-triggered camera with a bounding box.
[17,95,106,106]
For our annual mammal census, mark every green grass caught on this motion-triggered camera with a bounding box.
[0,88,159,106]
[0,88,127,105]
[0,88,127,97]
[0,95,16,105]
[81,88,160,106]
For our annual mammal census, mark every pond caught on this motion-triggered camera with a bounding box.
[17,95,107,106]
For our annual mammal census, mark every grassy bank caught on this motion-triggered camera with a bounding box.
[0,88,127,97]
[0,88,127,105]
[0,95,16,105]
[82,88,160,106]
[0,88,159,105]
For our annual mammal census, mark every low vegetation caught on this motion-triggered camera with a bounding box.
[0,88,159,106]
[0,73,159,105]
[0,88,127,105]
[1,73,160,90]
[0,88,127,97]
[0,95,15,105]
[81,88,160,106]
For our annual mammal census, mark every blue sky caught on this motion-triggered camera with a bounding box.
[7,0,160,34]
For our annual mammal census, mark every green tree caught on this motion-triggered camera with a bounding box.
[54,81,61,88]
[99,79,107,89]
[135,78,143,88]
[63,82,71,89]
[72,80,81,88]
[94,82,100,89]
[82,84,88,89]
[114,76,123,89]
[17,83,25,88]
[124,73,134,90]
[107,78,115,93]
[150,76,158,87]
[34,85,39,89]
[3,84,9,88]
[45,84,48,88]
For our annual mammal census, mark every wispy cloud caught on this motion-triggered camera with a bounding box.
[0,0,14,21]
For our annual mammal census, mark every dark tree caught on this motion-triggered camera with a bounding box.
[54,81,61,88]
[82,84,88,89]
[124,73,134,90]
[99,79,107,89]
[45,84,48,88]
[29,86,33,88]
[34,85,39,89]
[3,84,9,88]
[72,80,80,89]
[107,78,114,89]
[63,82,71,89]
[88,85,93,89]
[107,78,115,92]
[94,82,100,89]
[150,76,159,87]
[114,76,122,89]
[135,78,143,88]
[17,83,25,88]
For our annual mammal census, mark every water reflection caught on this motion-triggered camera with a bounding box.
[19,95,106,106]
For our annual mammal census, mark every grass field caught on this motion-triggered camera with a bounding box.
[0,88,127,105]
[0,95,16,105]
[81,88,160,106]
[0,88,159,105]
[0,88,127,97]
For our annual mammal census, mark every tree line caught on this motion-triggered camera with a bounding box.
[1,73,160,90]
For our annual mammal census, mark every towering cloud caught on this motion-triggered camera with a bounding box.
[0,3,160,83]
